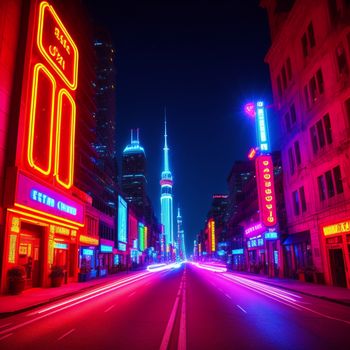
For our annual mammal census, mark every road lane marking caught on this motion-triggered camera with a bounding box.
[57,328,75,341]
[178,275,187,350]
[225,293,232,300]
[0,323,12,329]
[0,333,13,341]
[104,304,115,313]
[220,274,350,325]
[160,274,185,350]
[236,305,247,314]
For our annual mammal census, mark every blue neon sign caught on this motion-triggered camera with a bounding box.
[54,242,68,249]
[100,244,113,253]
[265,231,278,240]
[232,248,244,255]
[82,248,94,256]
[256,101,270,153]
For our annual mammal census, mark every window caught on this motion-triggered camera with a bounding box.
[290,103,297,124]
[281,66,287,89]
[300,187,307,212]
[288,147,295,175]
[301,33,308,57]
[325,170,335,198]
[333,166,344,194]
[323,114,332,144]
[294,141,301,165]
[277,76,282,97]
[310,125,318,154]
[285,112,291,132]
[345,98,350,129]
[316,120,326,148]
[292,190,300,215]
[318,175,326,201]
[336,44,348,75]
[316,69,324,94]
[309,76,317,102]
[286,57,292,81]
[301,22,316,58]
[310,115,332,155]
[308,23,315,48]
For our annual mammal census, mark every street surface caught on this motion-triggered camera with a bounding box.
[1,263,350,349]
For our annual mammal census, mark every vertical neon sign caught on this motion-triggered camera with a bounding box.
[26,1,78,189]
[118,196,127,251]
[208,219,215,252]
[256,155,277,226]
[256,101,270,153]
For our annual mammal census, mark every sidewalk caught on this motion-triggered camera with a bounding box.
[230,270,350,307]
[0,270,144,318]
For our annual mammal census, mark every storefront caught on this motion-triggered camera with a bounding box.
[2,172,84,293]
[322,221,350,288]
[98,238,114,276]
[79,234,99,281]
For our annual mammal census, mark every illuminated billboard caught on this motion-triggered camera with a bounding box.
[208,219,215,252]
[138,223,145,251]
[118,196,127,251]
[256,155,277,227]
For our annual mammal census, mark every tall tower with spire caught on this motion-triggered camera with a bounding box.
[177,207,186,260]
[160,114,174,257]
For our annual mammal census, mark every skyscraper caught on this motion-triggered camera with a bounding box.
[160,118,174,256]
[177,207,186,260]
[121,129,147,213]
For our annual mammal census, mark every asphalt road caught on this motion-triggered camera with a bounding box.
[1,263,350,349]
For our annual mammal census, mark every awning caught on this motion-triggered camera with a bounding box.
[282,230,310,245]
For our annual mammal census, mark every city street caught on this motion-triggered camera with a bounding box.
[1,264,350,349]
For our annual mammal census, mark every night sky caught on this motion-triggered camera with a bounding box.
[84,0,275,253]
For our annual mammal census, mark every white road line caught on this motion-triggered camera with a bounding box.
[0,323,12,329]
[128,291,136,298]
[225,293,232,300]
[104,304,115,313]
[57,328,75,341]
[178,277,187,350]
[160,275,184,350]
[0,333,13,341]
[236,305,247,314]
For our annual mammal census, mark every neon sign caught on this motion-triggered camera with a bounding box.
[256,155,277,227]
[139,223,145,251]
[256,101,270,152]
[80,235,98,246]
[265,231,278,240]
[37,2,79,90]
[232,249,244,255]
[100,245,113,253]
[24,1,78,190]
[54,242,68,249]
[82,248,94,256]
[247,237,264,248]
[208,219,215,252]
[245,222,263,236]
[118,196,127,250]
[323,221,350,236]
[16,173,84,224]
[244,102,256,118]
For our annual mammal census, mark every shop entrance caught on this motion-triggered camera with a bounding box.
[329,248,347,288]
[18,222,44,288]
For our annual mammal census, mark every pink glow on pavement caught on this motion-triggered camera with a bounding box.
[191,262,227,273]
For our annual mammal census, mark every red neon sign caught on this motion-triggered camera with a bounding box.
[37,1,79,90]
[255,155,277,227]
[24,1,78,190]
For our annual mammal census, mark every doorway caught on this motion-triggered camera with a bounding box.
[329,248,347,288]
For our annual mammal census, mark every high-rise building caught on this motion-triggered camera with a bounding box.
[176,208,186,260]
[262,0,350,287]
[121,129,147,214]
[160,118,174,255]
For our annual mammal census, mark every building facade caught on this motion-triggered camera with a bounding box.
[263,0,350,287]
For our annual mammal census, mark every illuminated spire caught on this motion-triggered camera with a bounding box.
[163,108,170,173]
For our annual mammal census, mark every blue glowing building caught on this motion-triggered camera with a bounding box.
[160,118,174,256]
[177,207,186,260]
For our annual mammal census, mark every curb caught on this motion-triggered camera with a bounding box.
[0,271,143,319]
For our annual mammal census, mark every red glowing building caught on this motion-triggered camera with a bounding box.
[262,0,350,287]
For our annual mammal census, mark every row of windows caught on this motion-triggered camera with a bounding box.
[291,165,344,216]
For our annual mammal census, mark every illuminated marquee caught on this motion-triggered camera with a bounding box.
[118,196,127,251]
[245,222,264,236]
[323,221,350,236]
[24,1,78,190]
[256,155,277,227]
[16,172,84,225]
[256,101,270,152]
[79,235,98,246]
